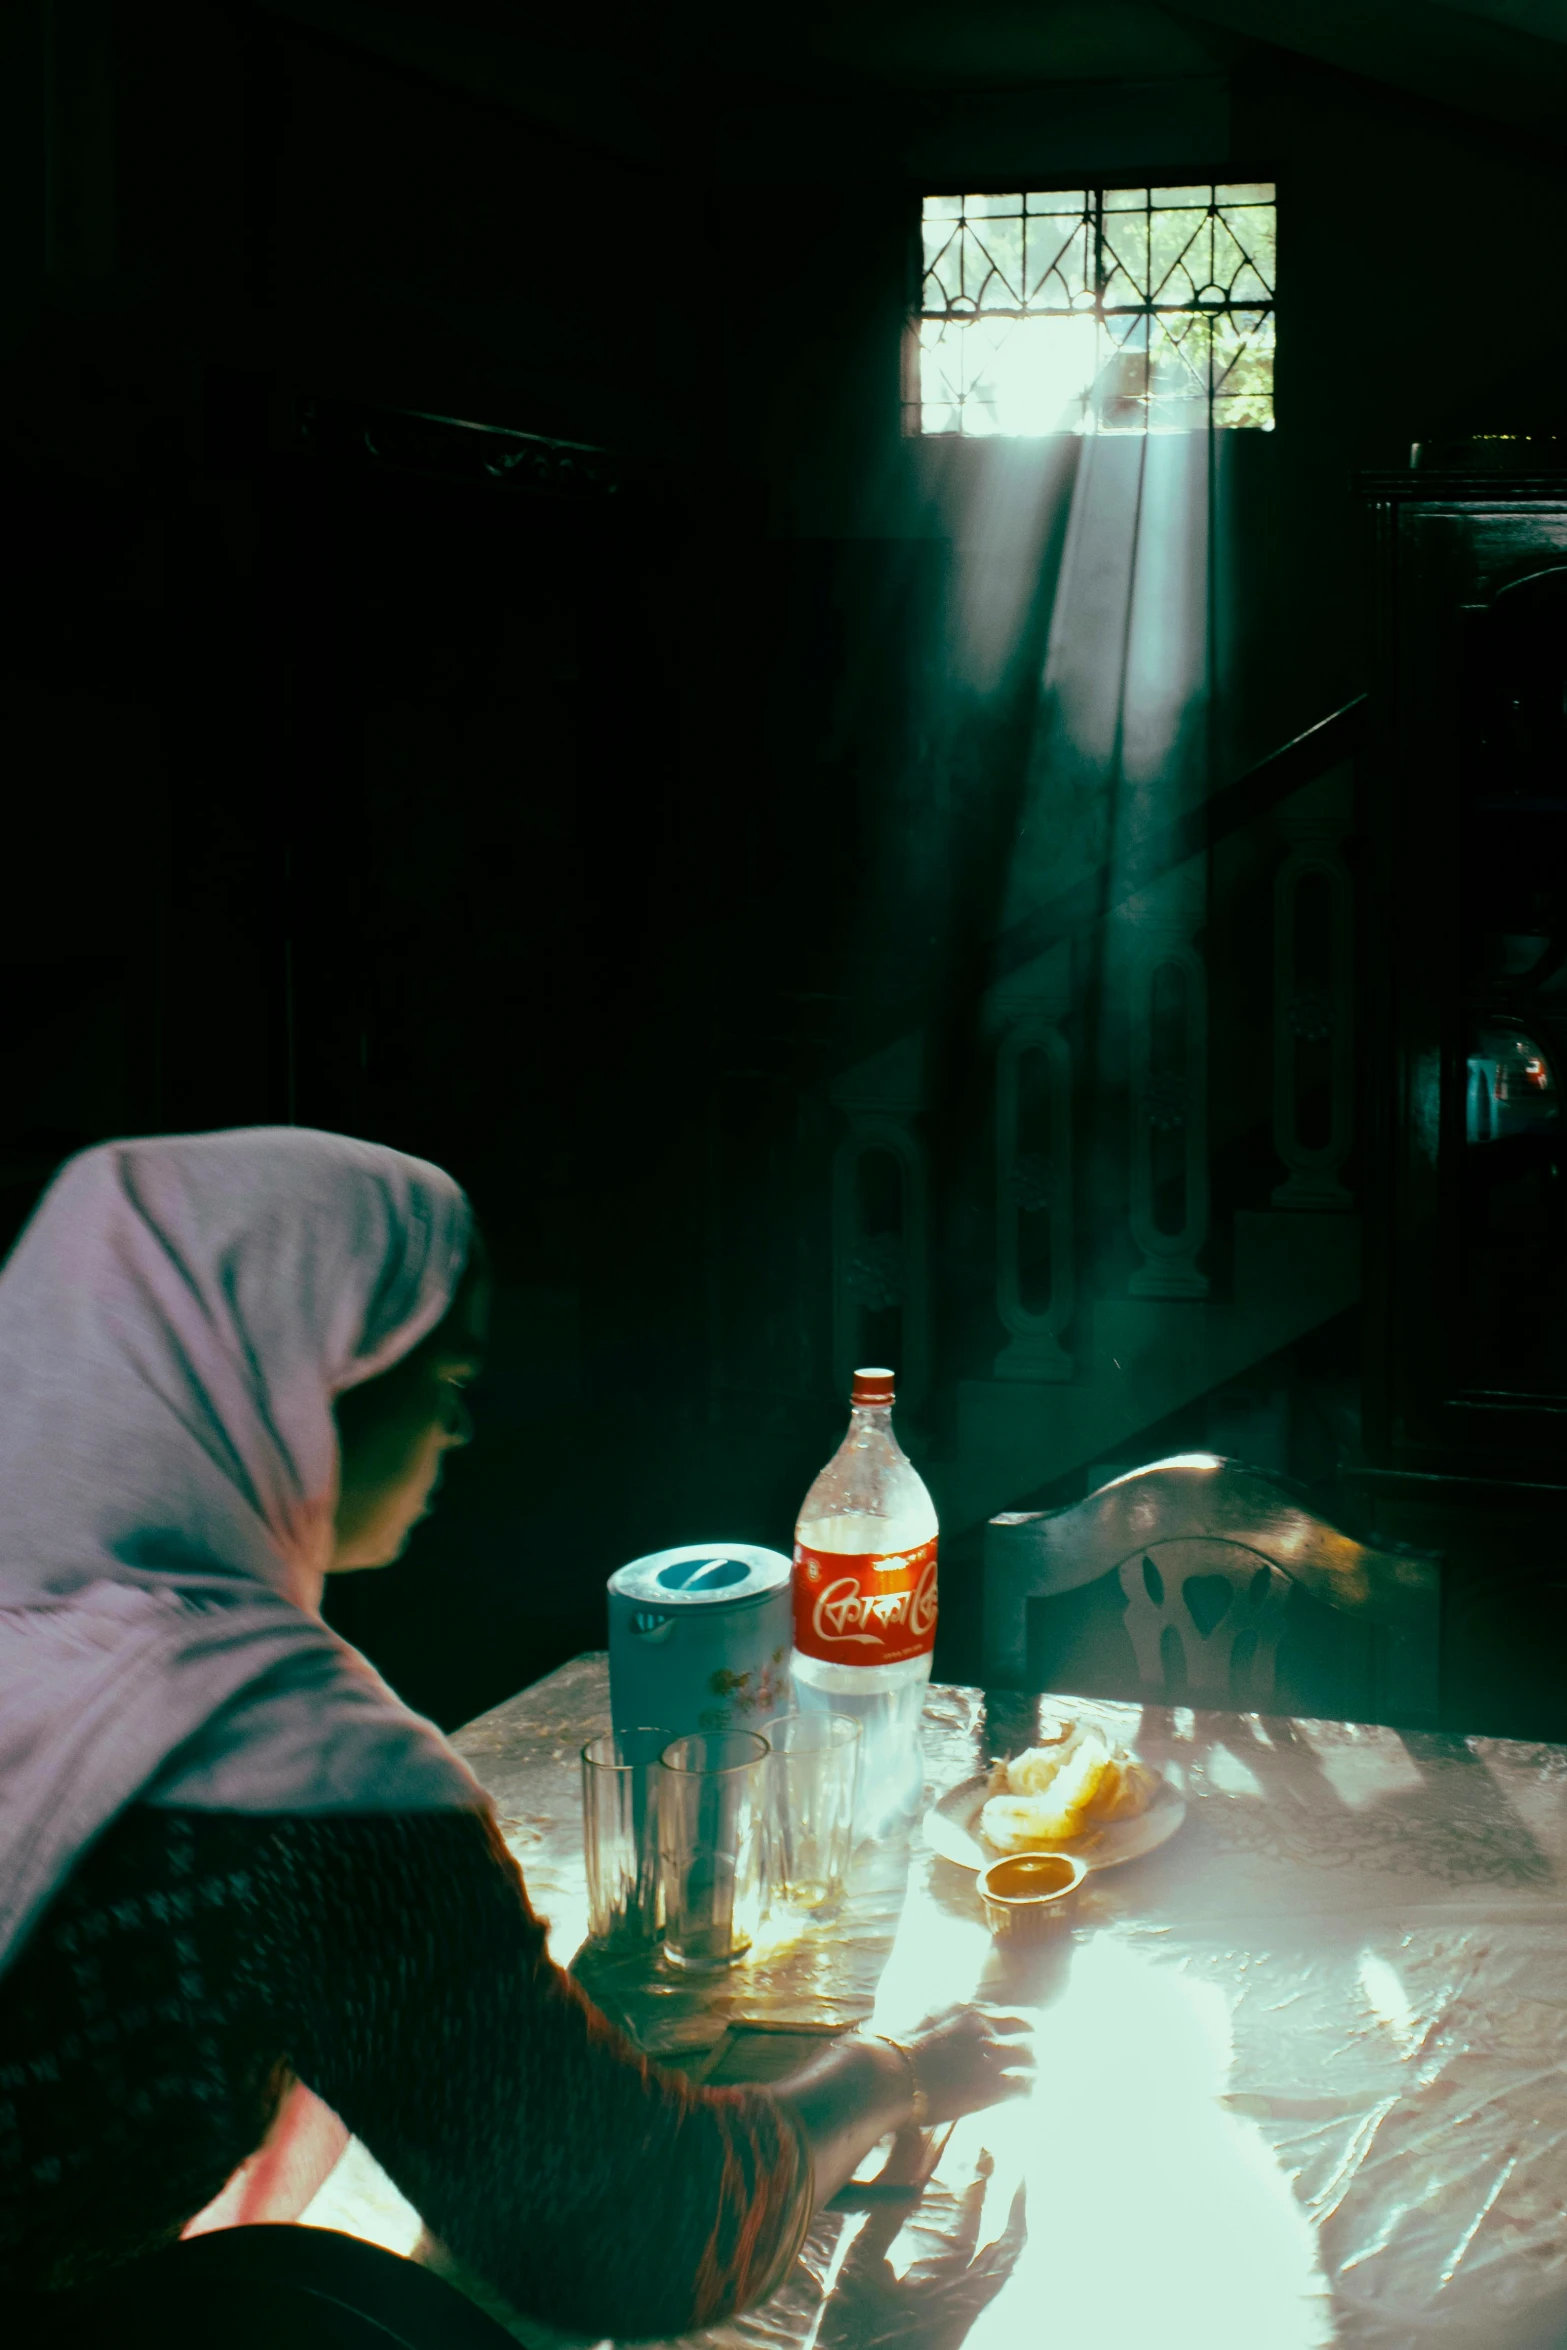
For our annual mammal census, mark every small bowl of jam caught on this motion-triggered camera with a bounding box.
[977,1849,1087,1939]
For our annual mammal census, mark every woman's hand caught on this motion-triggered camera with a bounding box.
[890,2003,1036,2122]
[776,2004,1035,2213]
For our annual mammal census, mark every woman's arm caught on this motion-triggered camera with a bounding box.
[258,1808,1032,2341]
[258,1807,812,2341]
[779,2034,911,2203]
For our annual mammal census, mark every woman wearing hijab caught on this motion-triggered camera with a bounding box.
[0,1128,1029,2335]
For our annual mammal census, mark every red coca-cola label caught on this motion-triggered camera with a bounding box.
[792,1537,938,1666]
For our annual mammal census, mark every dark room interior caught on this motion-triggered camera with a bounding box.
[3,0,1566,1739]
[10,7,1567,2346]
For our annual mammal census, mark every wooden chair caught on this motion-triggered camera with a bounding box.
[12,2226,516,2350]
[982,1454,1441,1725]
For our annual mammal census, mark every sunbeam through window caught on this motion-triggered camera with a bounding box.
[913,183,1276,437]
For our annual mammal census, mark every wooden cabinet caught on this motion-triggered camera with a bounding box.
[1362,466,1567,1485]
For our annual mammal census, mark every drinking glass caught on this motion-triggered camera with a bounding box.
[765,1712,861,1919]
[581,1727,665,1949]
[657,1730,770,1971]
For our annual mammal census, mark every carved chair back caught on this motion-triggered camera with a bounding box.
[983,1455,1440,1723]
[1118,1538,1292,1702]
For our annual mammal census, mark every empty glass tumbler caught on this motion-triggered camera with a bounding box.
[658,1730,770,1970]
[765,1712,861,1919]
[581,1728,665,1948]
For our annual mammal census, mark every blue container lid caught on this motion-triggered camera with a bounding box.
[608,1543,791,1608]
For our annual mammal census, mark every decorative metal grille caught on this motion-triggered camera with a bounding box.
[913,184,1275,437]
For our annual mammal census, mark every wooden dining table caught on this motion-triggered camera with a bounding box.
[303,1653,1567,2350]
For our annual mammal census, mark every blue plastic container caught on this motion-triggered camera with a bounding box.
[607,1544,793,1752]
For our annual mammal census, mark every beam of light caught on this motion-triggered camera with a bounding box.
[958,1935,1333,2350]
[869,1870,992,2037]
[1357,1949,1421,2059]
[995,422,1212,952]
[1295,1721,1426,1811]
[1206,1739,1267,1798]
[1118,428,1212,827]
[981,315,1101,438]
[999,432,1146,937]
[942,434,1081,699]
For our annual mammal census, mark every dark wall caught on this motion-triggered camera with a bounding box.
[2,4,697,1720]
[3,4,1564,1723]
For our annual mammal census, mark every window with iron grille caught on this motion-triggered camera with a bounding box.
[912,183,1276,437]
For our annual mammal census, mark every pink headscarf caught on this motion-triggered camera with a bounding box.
[0,1127,484,1977]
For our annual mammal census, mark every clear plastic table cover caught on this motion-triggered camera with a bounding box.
[306,1653,1567,2350]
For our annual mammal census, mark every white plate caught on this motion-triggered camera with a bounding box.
[923,1767,1186,1874]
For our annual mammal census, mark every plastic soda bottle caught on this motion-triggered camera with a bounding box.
[791,1367,938,1836]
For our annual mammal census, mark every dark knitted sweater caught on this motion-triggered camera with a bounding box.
[0,1805,810,2335]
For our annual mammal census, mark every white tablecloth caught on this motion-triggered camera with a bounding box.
[306,1654,1567,2350]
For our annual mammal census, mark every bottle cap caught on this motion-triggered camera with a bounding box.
[851,1366,896,1408]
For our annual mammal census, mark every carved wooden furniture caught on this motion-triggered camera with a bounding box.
[1362,459,1567,1486]
[982,1453,1440,1724]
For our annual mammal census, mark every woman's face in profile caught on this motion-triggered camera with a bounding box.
[330,1266,490,1571]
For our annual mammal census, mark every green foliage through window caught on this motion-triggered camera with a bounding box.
[914,184,1275,437]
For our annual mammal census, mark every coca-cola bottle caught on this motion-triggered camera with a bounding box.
[791,1367,938,1837]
